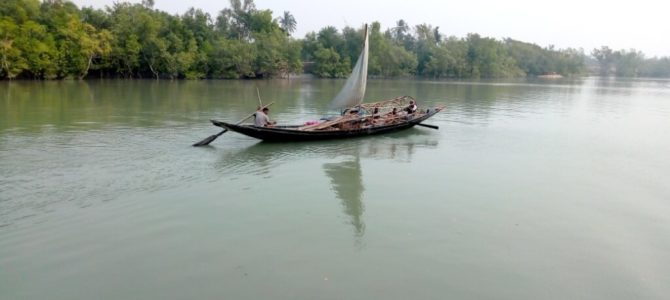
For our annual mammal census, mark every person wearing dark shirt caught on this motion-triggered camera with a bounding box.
[405,100,417,114]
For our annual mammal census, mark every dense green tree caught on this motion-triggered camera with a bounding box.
[441,37,469,77]
[284,39,303,75]
[505,39,546,75]
[613,49,644,77]
[422,45,453,78]
[341,26,364,65]
[413,23,438,76]
[0,17,26,78]
[317,26,345,54]
[592,46,614,76]
[300,31,319,61]
[504,39,585,76]
[181,8,214,46]
[107,3,143,77]
[251,11,286,77]
[17,20,57,78]
[80,6,111,29]
[301,26,350,78]
[466,33,523,78]
[218,0,256,40]
[1,0,40,23]
[0,0,668,80]
[312,44,350,78]
[592,46,648,77]
[553,48,585,76]
[640,57,670,77]
[368,22,416,77]
[208,37,254,78]
[367,22,383,76]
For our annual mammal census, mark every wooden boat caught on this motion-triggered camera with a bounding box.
[193,24,443,146]
[211,96,444,142]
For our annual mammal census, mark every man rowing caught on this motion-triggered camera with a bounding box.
[254,107,276,127]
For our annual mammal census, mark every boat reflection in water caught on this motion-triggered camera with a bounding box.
[323,157,365,238]
[215,129,439,242]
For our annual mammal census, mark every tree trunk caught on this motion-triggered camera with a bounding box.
[79,55,93,80]
[1,53,7,79]
[148,62,159,80]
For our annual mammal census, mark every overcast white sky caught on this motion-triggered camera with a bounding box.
[72,0,670,57]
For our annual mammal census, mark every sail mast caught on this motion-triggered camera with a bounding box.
[328,24,369,110]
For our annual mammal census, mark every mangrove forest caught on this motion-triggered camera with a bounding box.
[1,0,669,80]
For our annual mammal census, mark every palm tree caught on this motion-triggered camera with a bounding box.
[392,19,409,41]
[141,0,154,8]
[279,11,296,36]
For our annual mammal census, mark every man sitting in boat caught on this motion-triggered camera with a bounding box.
[254,107,275,127]
[404,100,418,114]
[386,107,398,117]
[342,106,364,116]
[372,107,381,119]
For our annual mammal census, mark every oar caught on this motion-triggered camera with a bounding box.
[192,102,274,147]
[256,87,263,107]
[417,123,439,130]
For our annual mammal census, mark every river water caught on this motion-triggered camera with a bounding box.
[1,78,669,299]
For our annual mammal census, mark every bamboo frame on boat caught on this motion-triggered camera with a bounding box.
[297,96,445,132]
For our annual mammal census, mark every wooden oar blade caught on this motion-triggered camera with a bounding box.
[193,128,229,146]
[192,134,218,146]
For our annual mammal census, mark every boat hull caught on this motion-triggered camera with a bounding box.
[212,110,439,142]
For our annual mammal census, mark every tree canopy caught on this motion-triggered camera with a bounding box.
[0,0,668,80]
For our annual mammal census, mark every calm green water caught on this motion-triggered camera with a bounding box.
[1,78,669,299]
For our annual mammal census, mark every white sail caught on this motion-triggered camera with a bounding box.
[329,25,369,110]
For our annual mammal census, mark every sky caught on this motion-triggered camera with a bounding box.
[71,0,670,57]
